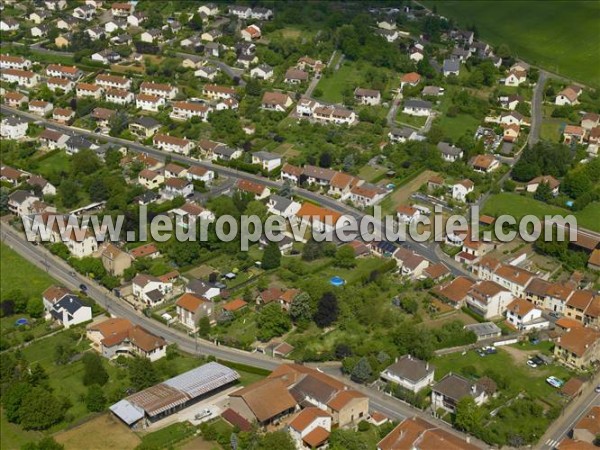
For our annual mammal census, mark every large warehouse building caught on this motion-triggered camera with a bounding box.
[110,362,240,428]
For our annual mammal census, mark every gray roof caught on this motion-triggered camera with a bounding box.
[110,400,145,425]
[443,59,460,73]
[67,135,93,150]
[252,151,280,161]
[146,289,163,302]
[3,116,27,126]
[384,355,434,382]
[133,116,161,129]
[54,295,86,314]
[433,373,484,401]
[163,362,239,398]
[464,322,502,337]
[390,127,415,138]
[404,99,432,109]
[256,63,273,72]
[269,194,293,212]
[8,190,33,204]
[214,146,237,157]
[437,142,463,156]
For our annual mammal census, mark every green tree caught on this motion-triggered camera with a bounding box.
[58,179,80,208]
[82,352,108,386]
[258,431,295,450]
[71,149,101,175]
[257,303,291,341]
[289,292,312,323]
[244,200,268,221]
[454,397,483,434]
[329,429,371,450]
[189,13,204,30]
[334,245,356,268]
[351,357,372,383]
[4,382,30,423]
[128,357,158,390]
[21,437,65,450]
[245,78,262,96]
[313,292,338,328]
[302,238,323,261]
[261,242,281,270]
[198,316,211,338]
[19,387,65,430]
[533,182,553,202]
[26,298,44,318]
[85,385,106,412]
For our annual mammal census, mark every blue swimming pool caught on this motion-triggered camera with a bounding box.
[330,276,345,286]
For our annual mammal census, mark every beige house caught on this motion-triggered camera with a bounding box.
[100,243,132,276]
[553,326,600,369]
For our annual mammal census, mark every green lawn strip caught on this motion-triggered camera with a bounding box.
[137,422,197,449]
[435,113,481,142]
[0,243,56,299]
[0,408,43,450]
[395,112,427,129]
[425,1,600,87]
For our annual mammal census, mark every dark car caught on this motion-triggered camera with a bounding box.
[79,283,88,292]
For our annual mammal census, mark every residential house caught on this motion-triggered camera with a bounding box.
[442,59,460,76]
[138,169,164,189]
[470,154,500,173]
[377,417,480,450]
[581,113,600,132]
[403,99,432,117]
[100,243,132,276]
[236,179,270,200]
[47,77,74,93]
[434,276,475,308]
[312,105,357,125]
[396,205,421,224]
[261,91,293,112]
[185,279,220,300]
[303,165,336,187]
[0,18,20,32]
[328,172,359,199]
[251,151,282,171]
[105,88,134,105]
[45,0,67,10]
[228,5,252,19]
[111,2,132,17]
[42,285,71,316]
[54,34,73,49]
[400,72,421,88]
[136,93,165,112]
[556,86,582,106]
[87,317,167,361]
[198,3,219,16]
[465,280,512,319]
[28,100,53,116]
[489,264,535,298]
[129,243,160,260]
[431,373,489,413]
[504,69,527,86]
[0,68,39,88]
[288,407,332,450]
[0,166,26,185]
[8,191,39,216]
[132,274,172,306]
[194,66,219,81]
[47,64,82,80]
[140,29,162,43]
[73,4,95,20]
[572,406,600,444]
[30,24,50,38]
[378,28,399,43]
[251,7,273,20]
[140,81,178,99]
[297,56,325,72]
[76,83,103,99]
[170,101,212,121]
[250,64,274,80]
[354,88,381,106]
[50,295,92,328]
[563,125,585,145]
[95,73,131,90]
[170,202,214,227]
[129,116,161,138]
[451,179,474,202]
[56,16,78,31]
[380,355,435,393]
[162,178,194,200]
[409,46,424,61]
[267,195,302,219]
[3,91,28,107]
[388,127,419,143]
[553,327,600,369]
[526,175,560,195]
[104,18,127,34]
[40,128,69,149]
[91,107,115,128]
[176,293,213,331]
[281,163,303,184]
[187,166,214,184]
[202,84,235,100]
[28,175,56,196]
[565,290,595,323]
[153,134,195,155]
[502,123,520,142]
[164,163,188,179]
[284,68,309,84]
[241,24,261,42]
[505,298,548,331]
[1,116,28,139]
[296,203,344,234]
[393,247,430,278]
[29,10,51,24]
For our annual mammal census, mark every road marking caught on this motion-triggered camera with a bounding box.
[545,439,559,448]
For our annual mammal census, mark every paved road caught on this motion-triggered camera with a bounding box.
[539,376,600,450]
[529,71,547,148]
[1,106,471,278]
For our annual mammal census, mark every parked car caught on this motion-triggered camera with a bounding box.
[530,355,545,366]
[482,346,497,354]
[527,360,538,368]
[595,385,600,393]
[546,376,564,388]
[79,283,88,292]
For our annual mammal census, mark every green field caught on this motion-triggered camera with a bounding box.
[426,1,600,87]
[482,194,600,232]
[396,112,427,129]
[435,113,481,141]
[0,243,56,300]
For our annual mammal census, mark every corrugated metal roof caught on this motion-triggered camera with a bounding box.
[110,399,145,425]
[163,362,240,399]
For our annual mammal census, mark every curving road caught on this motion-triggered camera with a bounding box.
[0,105,471,278]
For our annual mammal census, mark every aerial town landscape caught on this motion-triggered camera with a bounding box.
[0,1,599,449]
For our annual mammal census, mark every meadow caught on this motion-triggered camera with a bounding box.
[426,1,600,87]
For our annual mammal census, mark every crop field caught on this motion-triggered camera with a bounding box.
[427,1,600,87]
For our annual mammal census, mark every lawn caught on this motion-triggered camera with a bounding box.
[1,409,42,450]
[482,193,600,232]
[426,1,600,87]
[540,120,563,143]
[0,243,56,300]
[137,422,196,449]
[433,345,574,408]
[357,165,386,183]
[395,112,427,129]
[34,151,72,178]
[435,113,481,142]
